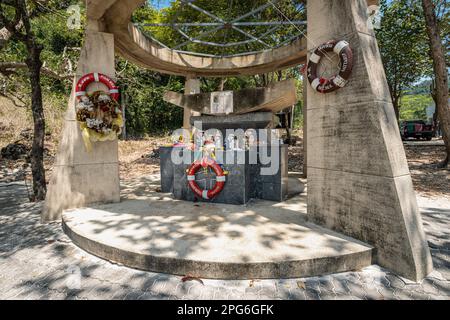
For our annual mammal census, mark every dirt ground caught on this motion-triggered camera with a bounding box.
[405,143,449,198]
[0,135,448,200]
[117,136,306,178]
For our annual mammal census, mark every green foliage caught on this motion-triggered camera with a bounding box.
[0,1,83,95]
[0,0,83,137]
[376,0,431,109]
[138,0,306,57]
[292,78,304,129]
[399,94,432,121]
[428,0,449,69]
[408,79,434,94]
[116,58,185,136]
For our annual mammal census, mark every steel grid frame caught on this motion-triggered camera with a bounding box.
[136,0,307,58]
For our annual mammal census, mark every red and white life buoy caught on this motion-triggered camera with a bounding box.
[75,73,120,101]
[187,158,226,200]
[307,40,354,94]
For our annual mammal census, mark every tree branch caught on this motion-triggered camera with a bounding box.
[0,90,27,108]
[0,62,73,80]
[0,0,27,45]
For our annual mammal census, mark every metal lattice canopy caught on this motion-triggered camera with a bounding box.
[86,0,308,76]
[134,0,307,58]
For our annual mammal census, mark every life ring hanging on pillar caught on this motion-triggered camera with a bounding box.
[187,158,226,200]
[307,40,354,94]
[75,73,120,102]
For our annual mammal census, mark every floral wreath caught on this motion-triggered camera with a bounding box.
[75,73,123,152]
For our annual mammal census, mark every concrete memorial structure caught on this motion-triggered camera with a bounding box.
[164,79,298,115]
[42,0,432,282]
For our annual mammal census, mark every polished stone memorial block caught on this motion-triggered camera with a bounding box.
[160,145,288,205]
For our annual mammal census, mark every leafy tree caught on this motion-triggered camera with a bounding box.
[399,94,432,121]
[116,58,185,136]
[1,0,82,200]
[422,0,450,167]
[376,0,431,120]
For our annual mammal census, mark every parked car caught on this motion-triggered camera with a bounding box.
[400,120,434,141]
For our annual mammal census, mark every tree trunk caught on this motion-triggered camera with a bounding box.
[1,0,47,200]
[431,81,440,137]
[422,0,450,167]
[26,47,46,201]
[302,78,307,178]
[388,83,401,121]
[392,96,400,121]
[218,78,226,91]
[277,70,283,82]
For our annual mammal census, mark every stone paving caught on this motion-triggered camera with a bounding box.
[0,181,449,300]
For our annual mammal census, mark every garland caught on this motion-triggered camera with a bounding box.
[75,91,123,152]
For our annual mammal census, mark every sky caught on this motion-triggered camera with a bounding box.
[149,0,393,9]
[148,0,172,10]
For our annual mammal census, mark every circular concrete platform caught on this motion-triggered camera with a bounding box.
[62,192,373,279]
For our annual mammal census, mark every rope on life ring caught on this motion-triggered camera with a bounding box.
[75,72,120,102]
[187,158,226,200]
[307,40,354,94]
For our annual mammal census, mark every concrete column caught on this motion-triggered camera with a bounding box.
[42,30,120,221]
[306,0,432,281]
[183,77,201,129]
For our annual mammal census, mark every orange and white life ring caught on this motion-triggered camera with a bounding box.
[187,158,226,200]
[75,73,120,101]
[307,40,353,94]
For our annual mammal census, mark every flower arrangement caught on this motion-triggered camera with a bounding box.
[75,91,123,151]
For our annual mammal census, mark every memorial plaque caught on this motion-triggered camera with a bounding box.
[210,91,233,114]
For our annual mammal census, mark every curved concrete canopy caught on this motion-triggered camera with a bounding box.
[87,0,308,77]
[87,0,379,77]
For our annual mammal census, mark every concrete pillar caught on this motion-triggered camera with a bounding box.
[183,77,201,129]
[41,30,120,221]
[306,0,432,281]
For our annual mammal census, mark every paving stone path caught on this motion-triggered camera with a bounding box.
[0,181,449,300]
